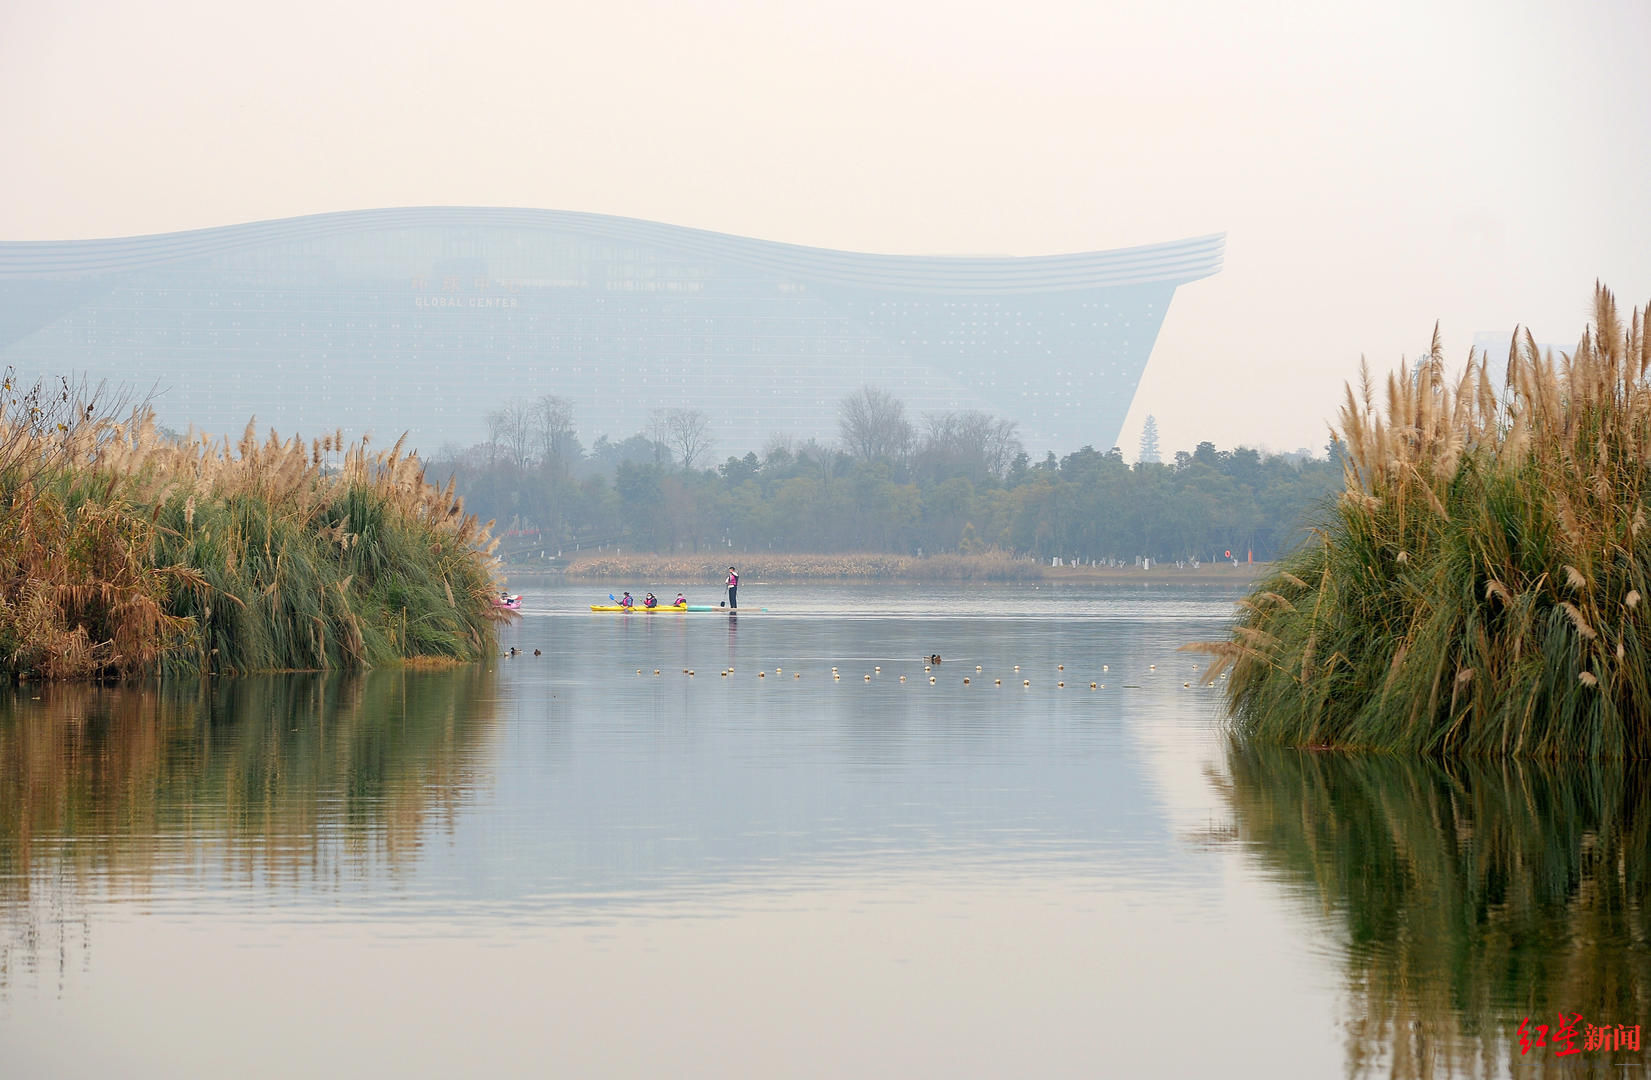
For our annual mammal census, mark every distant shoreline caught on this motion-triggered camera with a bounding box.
[523,552,1268,586]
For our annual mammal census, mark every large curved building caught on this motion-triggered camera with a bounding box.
[0,208,1222,456]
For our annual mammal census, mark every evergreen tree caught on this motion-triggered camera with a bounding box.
[1138,415,1161,464]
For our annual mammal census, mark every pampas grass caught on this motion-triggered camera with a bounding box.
[1191,284,1651,757]
[0,385,506,678]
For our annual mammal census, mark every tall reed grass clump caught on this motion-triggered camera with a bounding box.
[0,376,507,679]
[1194,285,1651,757]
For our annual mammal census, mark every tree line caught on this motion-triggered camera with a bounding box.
[429,388,1341,563]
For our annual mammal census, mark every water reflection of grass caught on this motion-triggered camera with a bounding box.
[0,668,499,903]
[1220,740,1651,1078]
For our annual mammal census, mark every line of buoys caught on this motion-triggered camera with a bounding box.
[616,658,1192,692]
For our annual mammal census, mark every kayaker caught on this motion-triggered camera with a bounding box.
[674,593,687,607]
[643,592,658,609]
[619,591,634,609]
[726,566,738,609]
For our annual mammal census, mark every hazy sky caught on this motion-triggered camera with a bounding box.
[3,0,1647,457]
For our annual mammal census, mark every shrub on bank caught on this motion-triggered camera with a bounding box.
[561,550,1045,582]
[0,394,506,679]
[1195,285,1651,757]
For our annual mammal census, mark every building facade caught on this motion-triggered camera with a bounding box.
[0,208,1223,457]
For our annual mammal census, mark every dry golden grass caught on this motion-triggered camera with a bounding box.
[0,394,506,679]
[1196,283,1651,756]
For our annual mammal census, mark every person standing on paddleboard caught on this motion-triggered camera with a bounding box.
[725,566,738,609]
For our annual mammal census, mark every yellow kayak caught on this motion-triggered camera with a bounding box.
[590,604,717,613]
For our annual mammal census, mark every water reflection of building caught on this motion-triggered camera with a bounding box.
[0,209,1223,453]
[1220,741,1651,1079]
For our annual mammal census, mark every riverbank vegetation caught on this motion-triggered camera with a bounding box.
[0,374,506,679]
[559,550,1265,583]
[1199,285,1651,757]
[434,395,1339,567]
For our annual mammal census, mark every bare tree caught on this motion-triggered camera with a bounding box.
[646,409,670,468]
[917,410,1022,483]
[486,403,534,470]
[761,431,796,466]
[838,385,912,464]
[665,407,713,471]
[484,409,508,469]
[534,394,578,468]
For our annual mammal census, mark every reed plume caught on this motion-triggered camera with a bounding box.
[0,376,505,678]
[1190,284,1651,757]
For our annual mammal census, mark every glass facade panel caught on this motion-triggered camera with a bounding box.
[0,209,1223,453]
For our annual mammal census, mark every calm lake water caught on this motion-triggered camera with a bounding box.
[1,582,1647,1078]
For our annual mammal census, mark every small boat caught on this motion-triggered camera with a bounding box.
[493,593,523,611]
[590,603,717,613]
